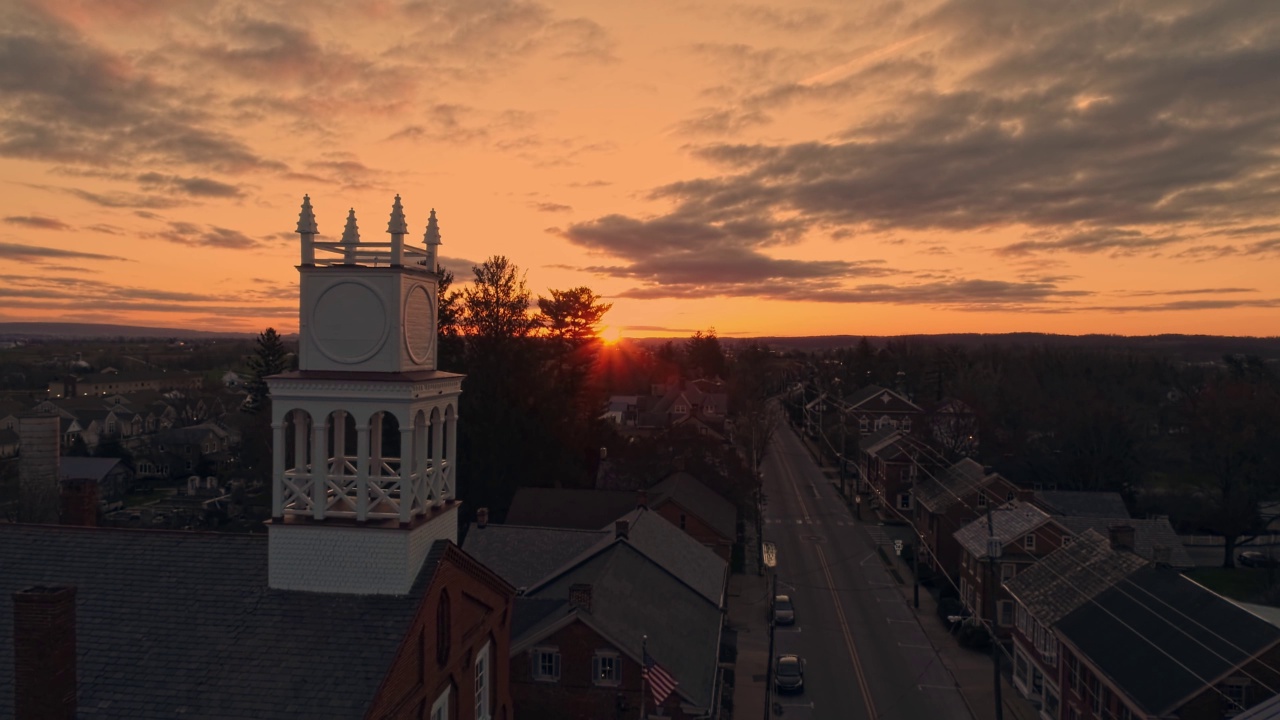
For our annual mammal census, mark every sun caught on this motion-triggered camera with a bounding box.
[601,325,623,345]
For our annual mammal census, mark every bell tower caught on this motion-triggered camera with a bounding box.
[266,195,464,595]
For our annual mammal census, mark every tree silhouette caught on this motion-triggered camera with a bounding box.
[245,328,290,414]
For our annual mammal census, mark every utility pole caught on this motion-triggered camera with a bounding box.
[764,572,777,720]
[986,503,1004,720]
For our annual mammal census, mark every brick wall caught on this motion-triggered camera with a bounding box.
[17,414,60,524]
[12,585,77,720]
[653,502,732,562]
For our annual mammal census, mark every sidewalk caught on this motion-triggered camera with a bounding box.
[727,572,771,720]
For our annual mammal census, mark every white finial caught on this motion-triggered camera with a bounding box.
[296,195,318,234]
[424,208,442,246]
[387,194,409,235]
[340,208,360,265]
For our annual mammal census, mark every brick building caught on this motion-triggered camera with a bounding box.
[913,457,1020,581]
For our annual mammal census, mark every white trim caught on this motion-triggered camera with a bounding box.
[430,687,449,720]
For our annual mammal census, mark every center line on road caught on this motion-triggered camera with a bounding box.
[815,544,878,720]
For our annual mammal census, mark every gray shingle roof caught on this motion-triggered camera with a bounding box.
[59,457,123,482]
[1057,565,1280,715]
[1034,490,1130,518]
[914,458,994,513]
[858,426,900,452]
[953,500,1055,558]
[0,525,438,719]
[461,523,608,589]
[526,543,723,708]
[1002,529,1147,625]
[649,471,738,541]
[504,488,639,530]
[1055,516,1195,568]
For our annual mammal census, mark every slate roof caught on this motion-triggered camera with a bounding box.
[461,523,609,589]
[1057,565,1280,716]
[649,471,738,541]
[504,488,639,530]
[858,425,900,453]
[953,500,1056,558]
[59,457,124,482]
[1003,529,1148,625]
[1055,516,1196,568]
[0,525,439,719]
[524,542,723,709]
[1034,490,1130,518]
[914,457,994,513]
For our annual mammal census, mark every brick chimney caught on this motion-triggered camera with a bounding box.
[476,507,489,529]
[60,477,99,527]
[615,520,630,540]
[637,490,648,510]
[13,585,77,720]
[568,583,592,613]
[1108,524,1135,552]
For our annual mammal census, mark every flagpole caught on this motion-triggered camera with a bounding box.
[640,634,648,719]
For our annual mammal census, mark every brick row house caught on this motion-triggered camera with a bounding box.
[913,457,1020,581]
[1004,529,1280,720]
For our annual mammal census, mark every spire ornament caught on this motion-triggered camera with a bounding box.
[297,195,318,265]
[340,208,360,265]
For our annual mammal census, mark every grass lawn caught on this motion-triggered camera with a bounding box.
[1185,567,1279,605]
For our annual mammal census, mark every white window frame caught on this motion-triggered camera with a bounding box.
[533,646,561,682]
[592,650,621,687]
[475,641,490,720]
[1023,534,1036,551]
[997,600,1014,627]
[977,492,988,507]
[431,688,449,720]
[1001,563,1017,584]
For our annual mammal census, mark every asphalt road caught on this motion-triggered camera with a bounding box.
[761,418,973,720]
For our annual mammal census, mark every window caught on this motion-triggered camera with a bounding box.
[1069,657,1080,692]
[475,642,490,720]
[977,492,988,507]
[1016,604,1028,635]
[1088,676,1101,714]
[1023,534,1036,550]
[902,418,912,432]
[1223,678,1249,712]
[859,417,869,432]
[436,591,451,666]
[533,647,561,681]
[1116,705,1133,720]
[1015,650,1029,685]
[430,688,449,720]
[1043,685,1060,720]
[898,493,911,510]
[1001,564,1017,584]
[997,600,1014,627]
[593,651,620,686]
[1031,667,1043,696]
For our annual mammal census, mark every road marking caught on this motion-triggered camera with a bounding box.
[778,433,813,521]
[815,544,878,720]
[898,643,933,649]
[918,684,956,690]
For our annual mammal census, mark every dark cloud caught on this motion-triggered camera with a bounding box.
[0,273,295,316]
[620,325,705,334]
[136,172,244,198]
[998,228,1183,256]
[148,222,260,249]
[1081,298,1280,313]
[64,187,184,209]
[1123,287,1257,297]
[530,201,572,213]
[3,215,71,231]
[86,224,124,235]
[0,242,126,262]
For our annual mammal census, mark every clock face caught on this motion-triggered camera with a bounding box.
[403,283,436,366]
[311,281,389,363]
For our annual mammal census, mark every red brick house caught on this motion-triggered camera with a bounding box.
[647,471,737,562]
[913,457,1020,581]
[840,384,923,435]
[857,428,921,517]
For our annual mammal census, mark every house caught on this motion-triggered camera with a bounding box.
[138,422,232,478]
[952,499,1070,632]
[913,457,1021,580]
[47,370,205,399]
[1004,528,1280,720]
[647,471,738,562]
[464,508,729,719]
[1054,515,1195,568]
[857,427,923,517]
[839,384,923,435]
[58,457,133,505]
[1,526,514,720]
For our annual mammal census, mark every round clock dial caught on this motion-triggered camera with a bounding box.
[311,281,389,363]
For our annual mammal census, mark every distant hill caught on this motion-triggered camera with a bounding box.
[0,322,259,340]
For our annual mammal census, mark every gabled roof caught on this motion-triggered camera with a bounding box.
[843,384,922,413]
[914,458,1001,513]
[521,542,723,709]
[1057,565,1280,716]
[504,488,639,530]
[1003,529,1147,625]
[858,425,900,453]
[59,457,123,482]
[462,524,609,589]
[953,500,1056,559]
[1034,490,1130,518]
[1055,516,1196,568]
[649,471,737,541]
[0,525,443,719]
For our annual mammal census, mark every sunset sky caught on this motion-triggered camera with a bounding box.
[2,0,1279,337]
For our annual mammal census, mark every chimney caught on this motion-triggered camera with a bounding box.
[60,478,99,528]
[568,583,593,613]
[476,507,489,529]
[13,585,77,720]
[18,413,61,524]
[637,490,648,510]
[1151,545,1172,566]
[615,520,630,540]
[1015,488,1034,502]
[1108,524,1135,552]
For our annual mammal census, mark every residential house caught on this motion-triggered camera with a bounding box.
[913,457,1021,581]
[1,526,515,719]
[59,457,134,505]
[48,370,205,399]
[464,508,729,719]
[1031,490,1194,568]
[857,427,925,517]
[840,384,923,435]
[647,471,738,562]
[137,422,232,479]
[952,499,1070,632]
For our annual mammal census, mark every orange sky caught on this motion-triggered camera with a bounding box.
[1,0,1278,337]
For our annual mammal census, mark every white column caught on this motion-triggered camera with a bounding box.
[430,412,444,503]
[401,425,416,517]
[444,411,458,500]
[311,416,329,519]
[370,413,384,477]
[355,422,370,521]
[271,421,285,518]
[333,410,347,484]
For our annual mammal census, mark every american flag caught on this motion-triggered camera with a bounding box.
[642,650,678,706]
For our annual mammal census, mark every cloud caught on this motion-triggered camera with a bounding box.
[64,187,184,209]
[3,215,71,231]
[0,242,126,262]
[136,172,244,198]
[998,228,1183,256]
[0,272,296,316]
[147,221,261,249]
[530,201,572,213]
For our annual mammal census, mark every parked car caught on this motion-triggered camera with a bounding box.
[1239,551,1279,568]
[774,654,805,694]
[773,594,795,625]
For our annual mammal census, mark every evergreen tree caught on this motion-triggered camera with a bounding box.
[245,328,290,413]
[436,264,464,371]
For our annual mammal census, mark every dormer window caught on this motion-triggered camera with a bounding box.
[977,493,988,507]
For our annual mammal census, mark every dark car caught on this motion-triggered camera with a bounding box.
[1240,551,1280,568]
[773,594,795,626]
[774,654,805,694]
